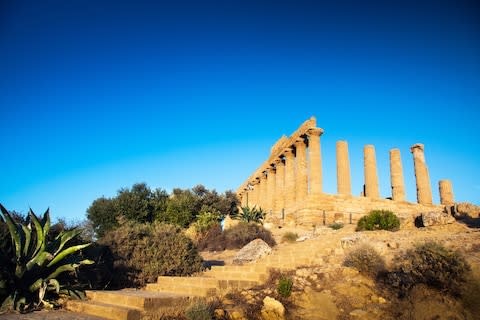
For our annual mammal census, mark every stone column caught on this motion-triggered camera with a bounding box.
[295,137,308,201]
[266,166,276,212]
[274,158,285,212]
[439,180,454,205]
[336,141,351,195]
[259,172,267,209]
[364,145,380,198]
[284,148,296,208]
[240,191,246,207]
[307,128,324,194]
[410,143,433,205]
[389,149,406,201]
[251,180,259,208]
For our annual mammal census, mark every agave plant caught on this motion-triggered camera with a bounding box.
[231,206,266,224]
[0,204,93,313]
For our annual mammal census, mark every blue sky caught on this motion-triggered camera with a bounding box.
[1,0,479,222]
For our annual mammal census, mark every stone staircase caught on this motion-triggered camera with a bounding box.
[66,230,347,320]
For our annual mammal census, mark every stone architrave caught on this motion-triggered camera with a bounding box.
[259,173,267,209]
[410,143,433,205]
[274,158,285,213]
[389,149,406,201]
[307,128,324,194]
[295,137,308,201]
[336,141,351,195]
[284,148,296,208]
[364,145,380,199]
[266,166,276,212]
[439,180,454,205]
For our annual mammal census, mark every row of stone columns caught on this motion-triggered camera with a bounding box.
[335,141,454,205]
[240,135,454,210]
[241,128,325,212]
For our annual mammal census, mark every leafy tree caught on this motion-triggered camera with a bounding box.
[86,197,117,238]
[161,189,197,227]
[114,183,154,223]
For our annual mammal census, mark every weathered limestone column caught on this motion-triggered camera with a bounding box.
[307,128,324,194]
[439,180,454,205]
[251,181,259,207]
[266,166,276,212]
[364,145,380,198]
[259,172,268,209]
[389,149,406,201]
[295,137,308,201]
[240,191,247,207]
[410,143,433,205]
[336,141,351,195]
[274,158,285,213]
[284,148,296,208]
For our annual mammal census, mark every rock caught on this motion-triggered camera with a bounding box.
[350,309,368,318]
[260,296,286,320]
[340,234,363,248]
[232,239,272,265]
[296,234,313,242]
[454,202,480,219]
[421,211,455,227]
[214,308,226,319]
[229,309,247,320]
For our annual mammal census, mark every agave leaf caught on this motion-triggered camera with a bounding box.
[29,210,44,257]
[13,296,26,312]
[46,259,93,280]
[47,279,60,294]
[0,204,22,260]
[26,251,52,271]
[54,229,83,256]
[21,224,32,258]
[0,294,13,312]
[28,278,44,293]
[41,209,50,242]
[47,243,91,268]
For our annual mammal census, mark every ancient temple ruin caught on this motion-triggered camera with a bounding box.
[237,117,453,227]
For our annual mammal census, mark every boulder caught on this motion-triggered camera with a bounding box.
[454,202,480,219]
[232,239,272,265]
[421,211,455,227]
[260,296,285,320]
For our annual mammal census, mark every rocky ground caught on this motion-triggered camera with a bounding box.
[204,220,480,320]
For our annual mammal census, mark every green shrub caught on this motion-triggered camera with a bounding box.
[329,222,344,230]
[0,205,93,313]
[384,242,470,297]
[356,210,400,231]
[224,222,276,249]
[100,222,204,288]
[192,206,222,233]
[343,244,386,278]
[277,275,293,298]
[184,300,212,320]
[281,232,298,243]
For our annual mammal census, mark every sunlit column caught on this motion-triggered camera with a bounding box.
[307,128,324,194]
[410,143,433,205]
[295,137,308,201]
[336,140,351,195]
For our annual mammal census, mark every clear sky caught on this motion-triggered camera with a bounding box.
[1,0,479,222]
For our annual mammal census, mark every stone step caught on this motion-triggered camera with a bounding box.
[145,283,217,297]
[66,300,141,320]
[86,290,187,311]
[157,276,258,290]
